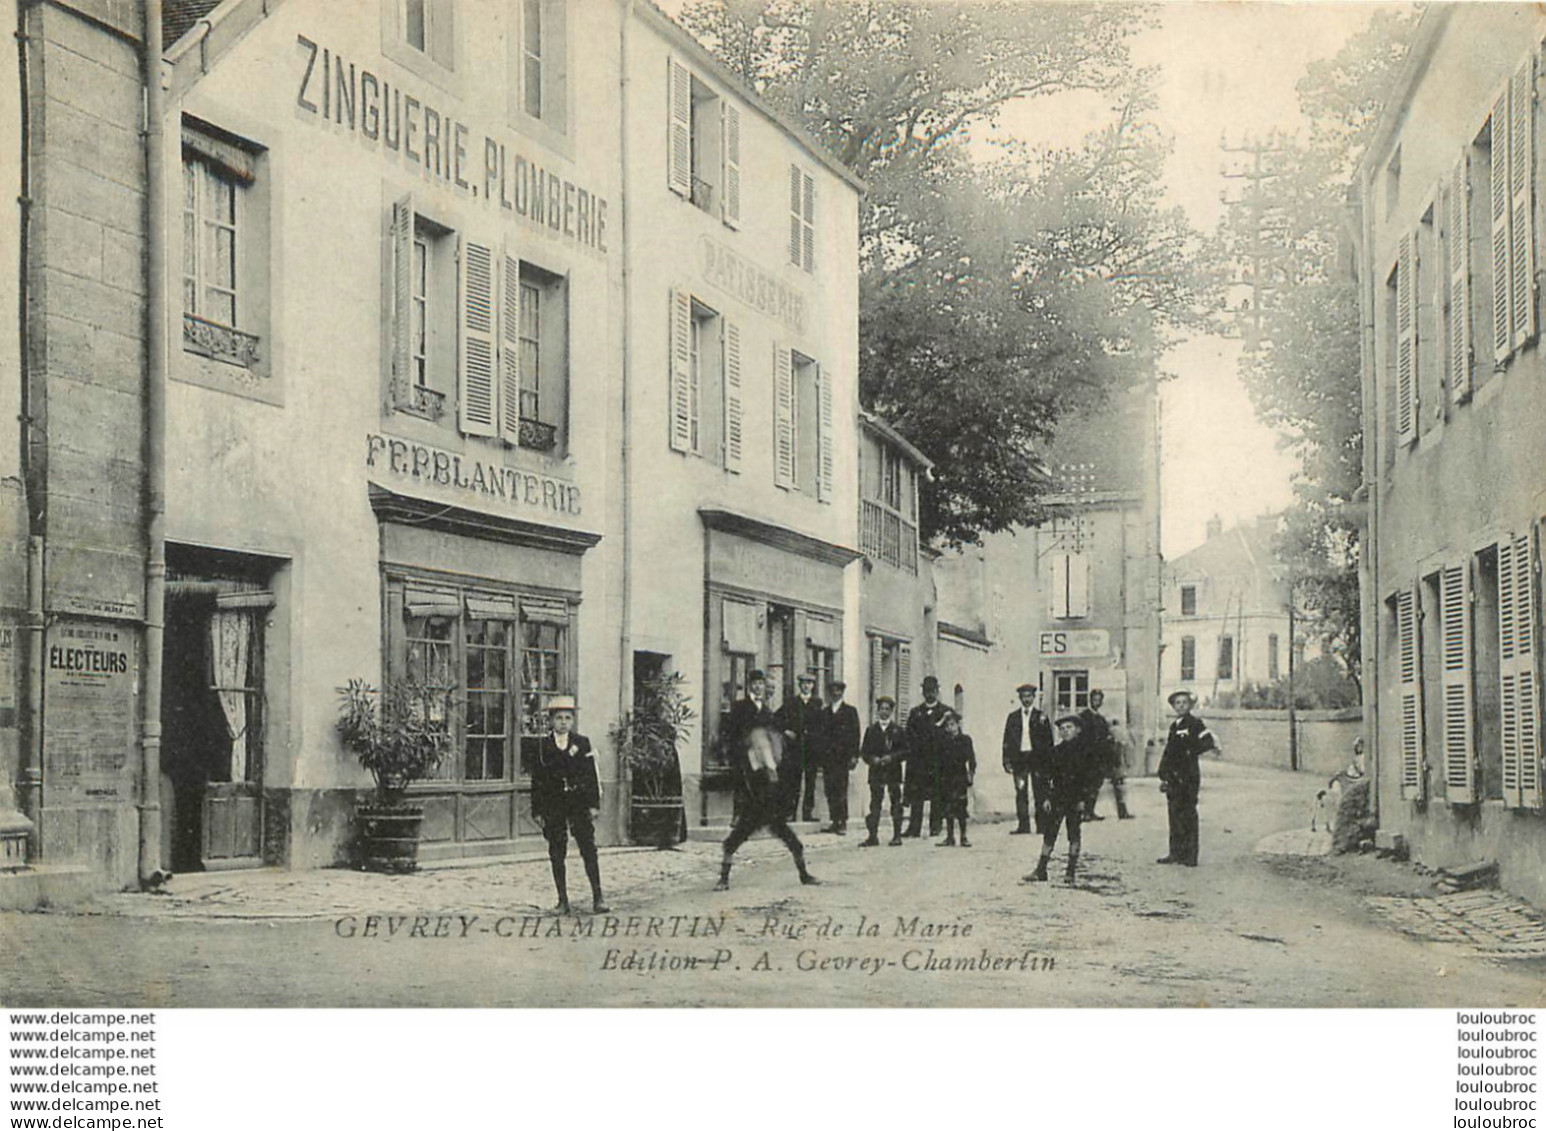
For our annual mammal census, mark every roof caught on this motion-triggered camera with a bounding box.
[636,1,865,194]
[1167,518,1283,595]
[859,411,934,473]
[164,0,224,48]
[1355,6,1453,187]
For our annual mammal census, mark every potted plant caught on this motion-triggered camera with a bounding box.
[610,672,695,848]
[337,678,453,873]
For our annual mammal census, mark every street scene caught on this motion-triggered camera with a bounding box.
[2,0,1546,1013]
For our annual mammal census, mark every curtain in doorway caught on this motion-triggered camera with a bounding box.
[209,609,251,781]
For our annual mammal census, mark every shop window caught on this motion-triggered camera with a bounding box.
[180,119,268,376]
[387,200,568,452]
[1217,635,1234,681]
[1180,636,1196,683]
[1180,584,1196,617]
[1053,670,1089,713]
[390,577,573,786]
[789,163,814,271]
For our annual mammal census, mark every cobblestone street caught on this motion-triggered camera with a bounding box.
[3,763,1543,1008]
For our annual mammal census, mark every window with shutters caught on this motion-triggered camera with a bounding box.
[386,573,575,786]
[1474,546,1504,800]
[792,352,826,497]
[1217,635,1235,681]
[395,215,453,421]
[1180,636,1196,683]
[665,60,741,228]
[687,302,716,456]
[1467,123,1498,396]
[668,291,734,467]
[511,0,568,136]
[1498,531,1542,810]
[180,119,269,380]
[1416,204,1441,437]
[789,163,815,271]
[1048,553,1092,620]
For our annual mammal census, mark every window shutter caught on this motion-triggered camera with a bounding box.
[1492,91,1513,364]
[789,165,802,266]
[896,644,911,718]
[1500,533,1542,809]
[457,234,498,437]
[869,635,883,716]
[1397,587,1424,800]
[1069,554,1092,618]
[773,344,795,488]
[1049,554,1070,619]
[723,320,742,472]
[1441,563,1475,803]
[802,170,815,272]
[721,101,741,229]
[668,288,693,453]
[1511,56,1536,350]
[816,364,833,502]
[499,250,522,441]
[389,195,414,407]
[1448,157,1472,403]
[667,58,691,198]
[1396,233,1417,444]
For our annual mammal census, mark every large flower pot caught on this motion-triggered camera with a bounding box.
[356,801,425,873]
[629,797,685,848]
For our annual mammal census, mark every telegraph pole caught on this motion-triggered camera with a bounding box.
[1220,132,1289,346]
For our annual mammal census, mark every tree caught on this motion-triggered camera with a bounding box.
[679,1,1212,543]
[1219,8,1419,685]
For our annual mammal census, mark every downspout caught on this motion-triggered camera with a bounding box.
[616,0,635,834]
[138,0,167,887]
[1353,176,1381,823]
[17,0,41,849]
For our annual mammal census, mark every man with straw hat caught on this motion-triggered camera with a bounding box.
[530,695,609,914]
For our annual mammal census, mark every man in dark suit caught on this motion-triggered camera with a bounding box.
[859,695,908,846]
[903,675,949,837]
[530,696,609,915]
[1157,689,1217,867]
[1078,688,1117,821]
[777,672,825,822]
[1001,682,1053,835]
[724,669,774,764]
[820,680,861,834]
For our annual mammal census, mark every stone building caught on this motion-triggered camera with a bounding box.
[1355,4,1546,905]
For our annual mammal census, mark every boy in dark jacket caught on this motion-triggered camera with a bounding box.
[1026,713,1098,884]
[530,696,609,915]
[936,711,977,847]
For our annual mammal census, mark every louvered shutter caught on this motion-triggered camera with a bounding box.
[723,320,742,472]
[816,364,833,502]
[1511,57,1536,350]
[897,644,911,717]
[801,170,816,272]
[1440,563,1475,803]
[499,250,522,442]
[789,165,802,266]
[1448,157,1473,402]
[1397,587,1424,800]
[1492,91,1513,364]
[773,344,795,488]
[1069,554,1092,618]
[1395,233,1417,443]
[869,635,883,717]
[721,101,741,229]
[1500,533,1542,809]
[667,58,691,198]
[668,288,693,453]
[390,196,414,407]
[457,234,498,437]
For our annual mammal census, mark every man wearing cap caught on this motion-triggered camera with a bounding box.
[1079,689,1120,822]
[1001,682,1053,835]
[1157,690,1217,867]
[903,675,950,837]
[821,680,861,835]
[715,681,820,892]
[530,696,609,915]
[777,672,826,823]
[859,695,907,846]
[1026,712,1097,884]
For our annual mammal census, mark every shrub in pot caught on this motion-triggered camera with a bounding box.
[337,679,452,873]
[610,673,695,848]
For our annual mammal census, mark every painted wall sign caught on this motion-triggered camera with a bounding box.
[1037,629,1110,659]
[43,621,136,804]
[295,36,608,253]
[699,236,807,333]
[366,433,582,516]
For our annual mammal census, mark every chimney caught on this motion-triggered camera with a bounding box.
[1205,514,1224,541]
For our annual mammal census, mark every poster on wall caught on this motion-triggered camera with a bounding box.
[42,619,137,804]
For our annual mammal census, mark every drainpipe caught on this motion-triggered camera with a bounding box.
[1350,175,1380,823]
[16,0,41,851]
[616,0,635,835]
[137,0,167,887]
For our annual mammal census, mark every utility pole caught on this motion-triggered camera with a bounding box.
[1220,132,1289,348]
[1287,589,1299,773]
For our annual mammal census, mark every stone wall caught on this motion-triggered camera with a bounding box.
[1204,707,1362,779]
